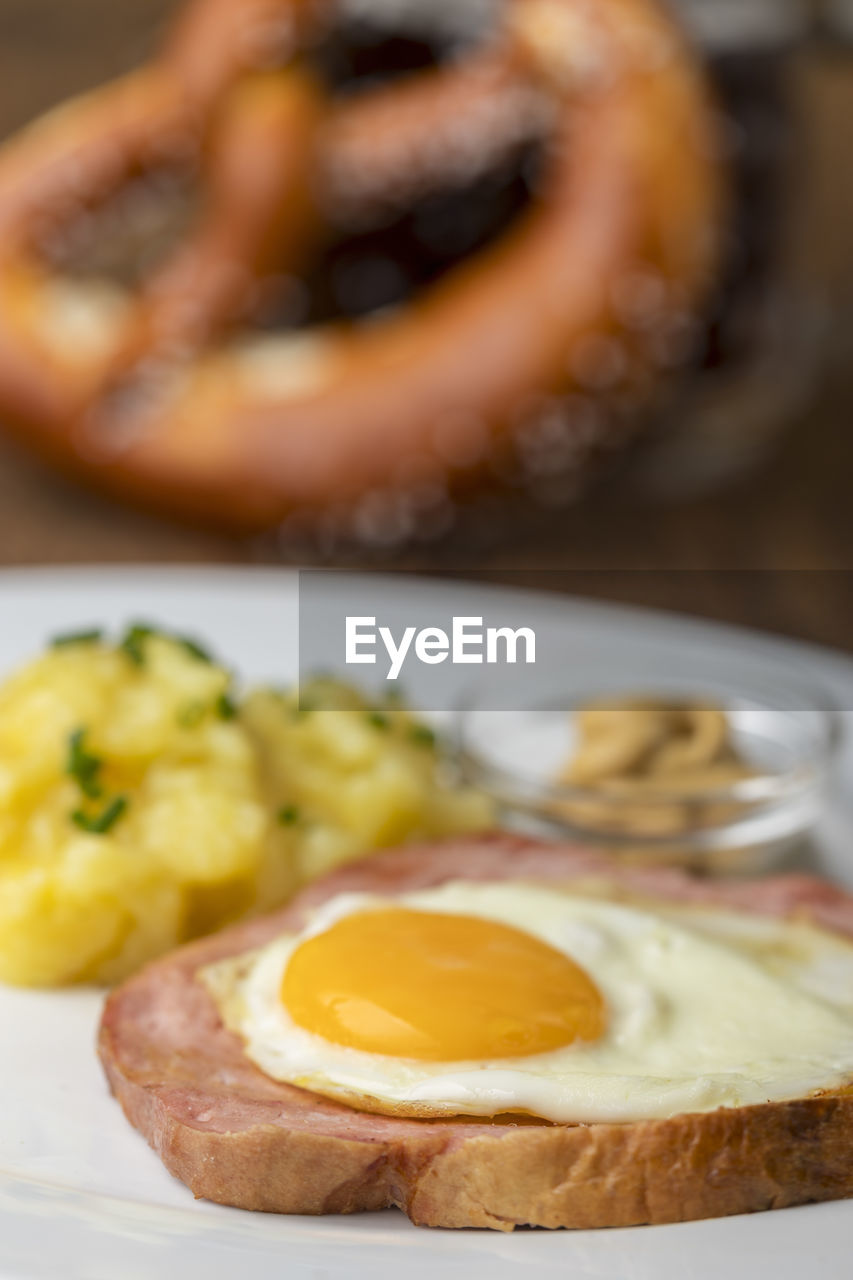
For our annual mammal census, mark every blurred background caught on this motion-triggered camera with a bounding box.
[0,0,851,646]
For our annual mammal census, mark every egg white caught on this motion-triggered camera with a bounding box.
[201,881,853,1124]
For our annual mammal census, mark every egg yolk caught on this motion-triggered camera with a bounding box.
[281,908,605,1061]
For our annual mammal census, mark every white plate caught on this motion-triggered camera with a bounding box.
[2,565,853,1280]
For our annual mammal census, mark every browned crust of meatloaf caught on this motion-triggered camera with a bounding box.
[98,834,853,1230]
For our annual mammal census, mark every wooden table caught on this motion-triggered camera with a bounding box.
[0,1,851,650]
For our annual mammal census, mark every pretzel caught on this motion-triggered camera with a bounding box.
[0,0,724,537]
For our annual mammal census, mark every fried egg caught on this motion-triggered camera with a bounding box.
[202,881,853,1124]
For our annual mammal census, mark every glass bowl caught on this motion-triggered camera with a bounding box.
[454,675,841,875]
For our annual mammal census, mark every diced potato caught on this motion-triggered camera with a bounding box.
[242,681,493,885]
[0,640,493,987]
[0,631,291,986]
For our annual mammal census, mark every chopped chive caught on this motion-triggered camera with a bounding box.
[178,701,206,729]
[66,728,103,799]
[50,628,103,649]
[177,635,213,664]
[119,622,156,666]
[71,795,128,835]
[277,805,300,826]
[216,692,237,720]
[120,622,216,667]
[367,711,390,731]
[409,723,437,748]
